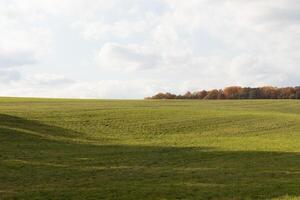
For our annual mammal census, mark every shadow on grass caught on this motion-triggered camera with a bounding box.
[0,114,82,139]
[1,114,300,199]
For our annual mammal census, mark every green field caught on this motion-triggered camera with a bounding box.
[1,98,300,199]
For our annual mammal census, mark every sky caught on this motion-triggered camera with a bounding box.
[0,0,299,99]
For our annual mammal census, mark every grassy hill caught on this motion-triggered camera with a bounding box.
[1,98,300,199]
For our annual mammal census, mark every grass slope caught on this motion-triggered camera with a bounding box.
[1,98,300,199]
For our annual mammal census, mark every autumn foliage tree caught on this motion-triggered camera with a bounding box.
[204,89,220,99]
[146,86,300,100]
[296,87,300,99]
[223,86,243,99]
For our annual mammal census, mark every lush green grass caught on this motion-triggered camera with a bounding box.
[1,98,300,199]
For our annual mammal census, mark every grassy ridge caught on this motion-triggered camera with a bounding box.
[1,98,300,199]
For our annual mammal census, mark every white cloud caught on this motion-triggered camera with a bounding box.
[0,0,54,70]
[0,74,169,99]
[0,0,299,98]
[23,74,74,86]
[0,50,36,68]
[0,70,21,82]
[96,43,161,71]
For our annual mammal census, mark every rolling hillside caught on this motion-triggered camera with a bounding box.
[1,98,300,199]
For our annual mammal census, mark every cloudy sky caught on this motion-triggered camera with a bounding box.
[0,0,299,98]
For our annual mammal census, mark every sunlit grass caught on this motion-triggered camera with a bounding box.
[1,98,300,199]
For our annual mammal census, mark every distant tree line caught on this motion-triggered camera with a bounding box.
[146,86,300,100]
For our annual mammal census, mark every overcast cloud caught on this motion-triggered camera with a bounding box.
[0,0,299,98]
